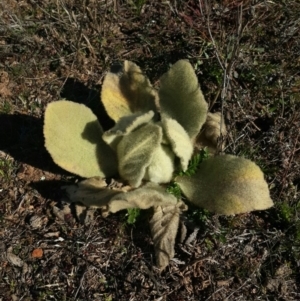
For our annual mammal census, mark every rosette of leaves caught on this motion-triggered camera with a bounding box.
[43,60,273,271]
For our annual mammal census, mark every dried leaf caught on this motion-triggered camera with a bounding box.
[52,203,74,222]
[6,247,24,267]
[149,201,188,271]
[74,205,97,224]
[179,221,188,244]
[185,227,200,246]
[101,61,158,121]
[162,117,193,171]
[0,71,12,97]
[159,60,208,140]
[117,124,162,187]
[44,100,118,178]
[29,215,43,229]
[107,183,178,214]
[44,232,60,238]
[177,155,273,215]
[103,110,155,150]
[32,248,43,258]
[195,112,227,154]
[64,177,121,207]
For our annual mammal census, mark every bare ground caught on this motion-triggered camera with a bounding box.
[0,1,300,300]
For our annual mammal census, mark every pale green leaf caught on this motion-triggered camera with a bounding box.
[149,200,188,271]
[107,183,178,214]
[44,100,118,178]
[162,118,193,171]
[159,60,208,140]
[117,123,162,187]
[101,60,158,122]
[64,177,121,207]
[176,155,273,215]
[144,144,175,184]
[102,110,154,150]
[195,112,227,154]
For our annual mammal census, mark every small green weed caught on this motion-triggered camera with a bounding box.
[179,148,209,177]
[104,294,113,301]
[126,208,141,224]
[10,280,16,291]
[187,206,211,223]
[0,158,15,180]
[203,62,223,86]
[273,200,300,263]
[10,64,26,77]
[204,238,214,251]
[278,202,294,223]
[167,150,212,225]
[166,149,209,199]
[37,290,53,300]
[166,182,182,198]
[213,231,227,244]
[132,0,146,14]
[0,100,12,114]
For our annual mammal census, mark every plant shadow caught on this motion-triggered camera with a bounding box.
[30,179,69,200]
[0,78,114,176]
[0,113,62,173]
[60,78,114,130]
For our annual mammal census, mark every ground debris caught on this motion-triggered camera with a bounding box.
[6,247,24,267]
[0,0,299,299]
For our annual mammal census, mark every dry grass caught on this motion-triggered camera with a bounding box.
[0,0,300,300]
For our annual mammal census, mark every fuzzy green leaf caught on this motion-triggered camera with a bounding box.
[117,124,162,187]
[144,144,175,184]
[64,177,121,207]
[162,117,193,171]
[149,200,188,271]
[44,101,118,178]
[101,60,158,122]
[102,110,154,150]
[176,155,273,215]
[107,183,178,213]
[159,60,208,140]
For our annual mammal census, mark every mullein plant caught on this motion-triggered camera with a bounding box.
[44,60,273,270]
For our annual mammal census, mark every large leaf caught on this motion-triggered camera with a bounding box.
[64,177,122,207]
[162,117,193,171]
[44,100,118,178]
[101,61,158,122]
[117,123,162,187]
[106,183,178,214]
[176,155,273,215]
[144,144,175,184]
[195,112,227,154]
[159,60,208,140]
[149,201,188,271]
[102,110,154,150]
